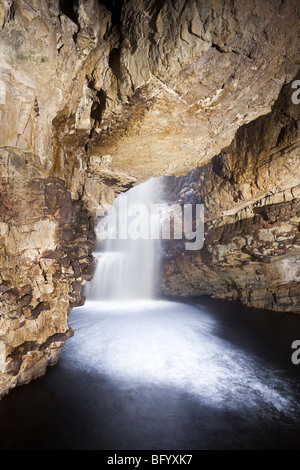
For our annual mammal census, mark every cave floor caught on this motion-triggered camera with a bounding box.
[0,297,299,450]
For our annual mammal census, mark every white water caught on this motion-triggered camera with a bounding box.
[64,177,300,450]
[69,300,296,418]
[84,178,161,301]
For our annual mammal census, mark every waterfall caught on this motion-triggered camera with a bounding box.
[84,178,161,301]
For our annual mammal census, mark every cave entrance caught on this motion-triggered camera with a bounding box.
[59,0,79,25]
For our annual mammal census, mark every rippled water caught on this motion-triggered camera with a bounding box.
[0,298,299,450]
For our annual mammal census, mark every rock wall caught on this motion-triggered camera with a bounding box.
[0,176,95,394]
[0,0,113,397]
[0,0,299,397]
[162,74,300,313]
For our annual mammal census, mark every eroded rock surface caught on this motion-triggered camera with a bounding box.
[162,75,300,312]
[0,0,299,396]
[0,176,95,394]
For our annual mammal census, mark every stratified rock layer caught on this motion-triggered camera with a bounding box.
[0,0,299,397]
[0,176,95,394]
[162,75,300,313]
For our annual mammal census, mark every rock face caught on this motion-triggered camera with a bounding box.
[162,74,300,313]
[0,175,95,395]
[88,0,300,180]
[0,0,299,397]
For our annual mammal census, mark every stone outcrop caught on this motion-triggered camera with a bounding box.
[0,0,299,397]
[0,175,95,395]
[87,0,300,180]
[162,74,300,313]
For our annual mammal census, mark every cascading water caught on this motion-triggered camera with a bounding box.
[40,174,300,452]
[84,178,161,301]
[6,176,299,450]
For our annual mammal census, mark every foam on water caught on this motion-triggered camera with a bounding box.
[70,300,298,419]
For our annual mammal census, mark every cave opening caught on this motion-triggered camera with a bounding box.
[90,89,107,128]
[59,0,79,25]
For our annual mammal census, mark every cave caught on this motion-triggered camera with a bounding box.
[0,0,299,452]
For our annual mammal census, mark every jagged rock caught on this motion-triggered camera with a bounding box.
[0,176,95,396]
[162,75,300,313]
[0,0,299,397]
